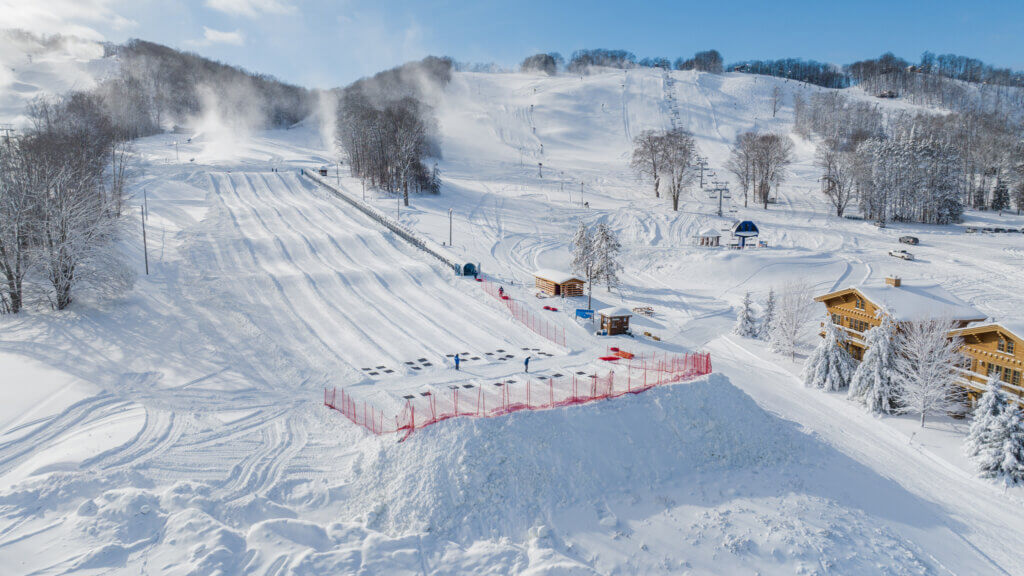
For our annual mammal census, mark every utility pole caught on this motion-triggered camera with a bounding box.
[141,206,149,275]
[336,161,341,187]
[580,181,584,207]
[143,188,149,221]
[361,179,365,202]
[174,141,179,163]
[538,162,543,178]
[448,208,453,246]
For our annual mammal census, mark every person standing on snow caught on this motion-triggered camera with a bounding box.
[454,353,460,371]
[524,356,530,373]
[498,286,504,297]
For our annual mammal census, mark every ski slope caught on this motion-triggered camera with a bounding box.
[1,63,1024,574]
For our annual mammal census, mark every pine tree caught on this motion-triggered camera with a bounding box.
[802,316,856,390]
[999,408,1024,484]
[571,221,596,309]
[733,292,757,337]
[991,178,1010,213]
[965,378,1024,484]
[848,315,899,414]
[759,288,776,340]
[592,222,623,292]
[966,377,1008,466]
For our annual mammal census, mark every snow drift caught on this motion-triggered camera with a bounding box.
[346,374,810,537]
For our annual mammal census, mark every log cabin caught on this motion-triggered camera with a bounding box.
[533,269,584,297]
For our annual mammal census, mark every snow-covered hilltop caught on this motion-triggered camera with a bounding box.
[2,50,1024,574]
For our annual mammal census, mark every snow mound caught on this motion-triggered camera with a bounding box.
[347,374,810,537]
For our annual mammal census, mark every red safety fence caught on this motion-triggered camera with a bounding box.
[479,279,567,347]
[324,351,712,440]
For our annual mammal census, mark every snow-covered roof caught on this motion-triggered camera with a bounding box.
[955,321,1024,340]
[830,281,985,323]
[533,269,581,284]
[598,307,632,317]
[697,227,721,237]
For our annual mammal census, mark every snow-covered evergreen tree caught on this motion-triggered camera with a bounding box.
[571,221,597,308]
[759,288,776,340]
[802,316,856,390]
[965,378,1024,484]
[733,292,757,337]
[848,315,899,413]
[592,222,623,292]
[991,178,1010,213]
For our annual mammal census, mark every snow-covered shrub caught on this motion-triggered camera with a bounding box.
[965,378,1024,484]
[802,317,856,391]
[848,315,899,414]
[733,292,757,338]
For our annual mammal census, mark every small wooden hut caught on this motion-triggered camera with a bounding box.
[534,269,584,297]
[598,307,632,335]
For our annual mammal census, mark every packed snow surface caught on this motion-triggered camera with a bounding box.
[2,63,1024,573]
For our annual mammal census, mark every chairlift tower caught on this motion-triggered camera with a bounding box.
[695,156,709,188]
[709,181,730,217]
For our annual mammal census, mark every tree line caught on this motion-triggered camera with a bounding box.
[97,39,313,139]
[0,95,133,313]
[335,57,451,205]
[795,91,1024,221]
[559,49,724,75]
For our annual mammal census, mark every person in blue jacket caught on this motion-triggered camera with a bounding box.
[524,356,530,373]
[454,353,460,371]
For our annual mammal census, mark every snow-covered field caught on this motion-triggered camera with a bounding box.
[2,62,1024,574]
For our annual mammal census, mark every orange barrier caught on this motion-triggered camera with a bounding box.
[480,279,567,347]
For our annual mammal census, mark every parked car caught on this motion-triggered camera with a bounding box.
[889,249,915,260]
[899,236,919,245]
[982,227,995,233]
[1007,228,1020,234]
[965,227,978,233]
[994,227,1007,233]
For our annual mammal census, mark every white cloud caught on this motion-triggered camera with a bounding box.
[204,0,294,18]
[190,27,246,47]
[0,0,134,40]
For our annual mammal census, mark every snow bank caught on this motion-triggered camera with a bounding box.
[347,374,809,538]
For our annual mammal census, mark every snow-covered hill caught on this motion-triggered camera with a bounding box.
[2,63,1024,574]
[0,30,115,128]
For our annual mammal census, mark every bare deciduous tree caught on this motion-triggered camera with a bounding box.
[751,133,794,209]
[0,136,34,313]
[726,132,757,207]
[662,129,696,211]
[815,139,857,217]
[895,317,964,427]
[630,130,665,198]
[769,281,814,362]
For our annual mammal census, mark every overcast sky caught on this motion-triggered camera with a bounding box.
[3,0,1023,88]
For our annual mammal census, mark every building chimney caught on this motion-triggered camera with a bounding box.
[885,276,901,288]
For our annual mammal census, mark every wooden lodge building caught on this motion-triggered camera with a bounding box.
[951,322,1024,404]
[814,276,1024,405]
[533,269,584,297]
